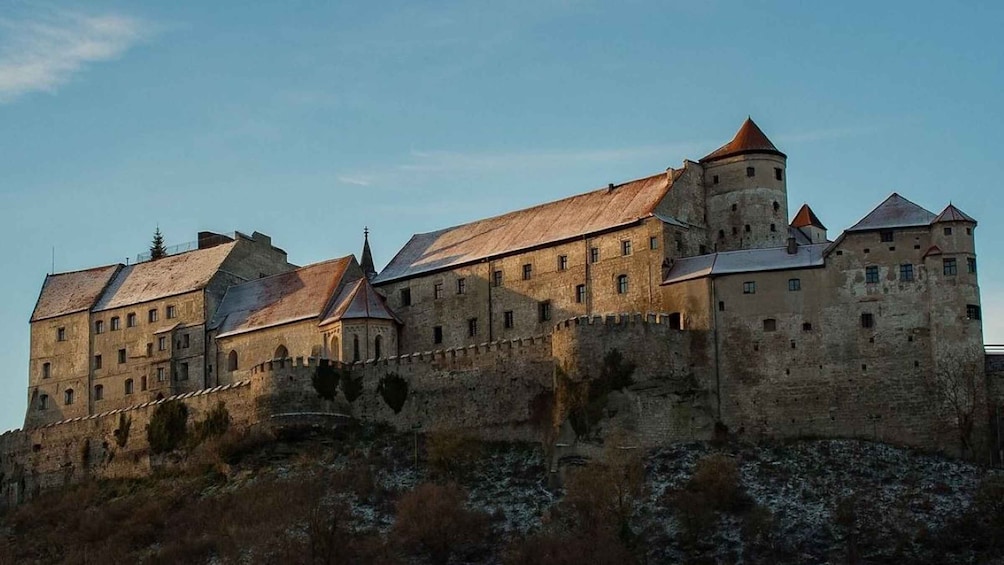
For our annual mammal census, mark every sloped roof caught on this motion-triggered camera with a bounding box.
[791,203,826,230]
[212,257,354,338]
[93,242,238,312]
[321,278,401,325]
[846,193,936,232]
[374,172,673,283]
[788,225,813,245]
[932,204,977,224]
[701,117,786,163]
[662,243,829,285]
[31,265,121,322]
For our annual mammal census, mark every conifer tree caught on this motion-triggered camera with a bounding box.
[150,227,167,260]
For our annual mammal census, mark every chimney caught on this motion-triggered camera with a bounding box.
[607,183,615,193]
[786,237,798,255]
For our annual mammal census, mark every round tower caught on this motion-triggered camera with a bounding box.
[701,118,789,251]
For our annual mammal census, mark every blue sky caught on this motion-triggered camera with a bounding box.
[2,1,1003,432]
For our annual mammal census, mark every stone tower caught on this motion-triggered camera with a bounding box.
[701,118,789,251]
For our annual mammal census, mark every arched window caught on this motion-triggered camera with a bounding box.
[274,345,288,359]
[374,335,383,359]
[64,388,74,405]
[616,274,629,295]
[39,394,49,410]
[353,335,360,362]
[228,350,238,371]
[330,336,340,360]
[125,379,134,395]
[94,384,104,400]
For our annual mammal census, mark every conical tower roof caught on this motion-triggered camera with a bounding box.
[791,204,826,230]
[701,117,786,163]
[360,227,377,280]
[847,193,935,232]
[932,204,977,224]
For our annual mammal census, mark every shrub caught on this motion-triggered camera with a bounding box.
[114,413,131,448]
[340,369,364,403]
[506,530,634,565]
[378,372,409,414]
[147,401,189,454]
[393,482,489,564]
[427,431,482,479]
[312,364,339,401]
[190,401,231,446]
[687,453,742,511]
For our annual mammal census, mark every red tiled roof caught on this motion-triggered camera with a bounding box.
[932,204,977,224]
[322,278,401,325]
[31,264,121,322]
[212,257,355,338]
[791,204,826,230]
[374,172,673,283]
[701,117,786,163]
[847,193,936,232]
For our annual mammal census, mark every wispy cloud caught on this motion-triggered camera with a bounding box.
[0,8,151,103]
[337,175,373,187]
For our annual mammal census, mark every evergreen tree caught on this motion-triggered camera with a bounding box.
[150,227,166,260]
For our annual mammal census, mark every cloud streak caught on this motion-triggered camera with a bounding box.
[0,9,150,103]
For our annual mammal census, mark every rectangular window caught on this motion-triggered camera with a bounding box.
[589,247,599,263]
[94,354,102,370]
[456,278,466,295]
[468,318,478,337]
[880,230,894,243]
[713,174,719,184]
[802,322,813,332]
[649,236,659,250]
[944,227,953,236]
[118,348,126,364]
[94,385,104,401]
[157,367,165,382]
[504,311,514,329]
[744,224,751,233]
[42,362,51,379]
[127,313,136,327]
[158,336,167,351]
[900,264,914,281]
[522,264,532,281]
[538,301,552,323]
[182,334,190,348]
[110,317,120,331]
[746,166,755,177]
[575,284,586,304]
[743,281,756,294]
[95,320,104,334]
[865,266,879,283]
[57,327,66,341]
[178,362,189,381]
[433,326,443,344]
[492,270,503,287]
[166,305,177,319]
[718,301,725,311]
[968,257,977,274]
[861,313,874,328]
[558,255,568,270]
[774,167,783,181]
[148,309,158,323]
[944,258,957,276]
[434,282,444,299]
[621,240,632,256]
[967,304,982,320]
[146,343,153,356]
[616,274,629,294]
[400,288,412,306]
[788,278,801,291]
[763,319,776,332]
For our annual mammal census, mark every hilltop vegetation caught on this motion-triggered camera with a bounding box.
[0,423,1001,564]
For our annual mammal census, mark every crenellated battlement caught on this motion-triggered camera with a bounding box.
[551,312,680,331]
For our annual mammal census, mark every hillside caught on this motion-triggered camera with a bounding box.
[1,424,1001,564]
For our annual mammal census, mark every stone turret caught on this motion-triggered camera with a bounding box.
[701,118,789,252]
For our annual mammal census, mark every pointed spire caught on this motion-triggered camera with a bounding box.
[360,227,377,280]
[932,203,977,225]
[701,117,786,162]
[791,204,826,230]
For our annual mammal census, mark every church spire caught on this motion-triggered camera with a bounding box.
[360,227,377,280]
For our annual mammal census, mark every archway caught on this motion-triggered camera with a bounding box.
[274,345,288,359]
[228,350,238,371]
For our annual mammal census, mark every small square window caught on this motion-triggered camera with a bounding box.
[763,319,776,332]
[434,282,444,299]
[400,288,412,306]
[148,309,158,323]
[943,258,957,276]
[621,240,632,256]
[522,264,532,281]
[966,227,972,235]
[746,166,755,177]
[456,278,466,295]
[649,236,659,250]
[127,313,137,327]
[774,167,783,181]
[467,318,478,337]
[732,204,738,212]
[788,278,801,291]
[166,305,177,319]
[770,224,776,232]
[575,284,586,304]
[589,247,599,263]
[538,301,552,322]
[900,264,914,281]
[863,248,870,254]
[880,231,894,242]
[57,327,66,341]
[836,250,843,256]
[861,313,874,328]
[492,270,503,287]
[865,266,879,284]
[118,349,126,364]
[433,326,443,344]
[743,281,756,294]
[944,227,953,236]
[744,224,751,233]
[802,322,812,332]
[967,304,982,320]
[558,255,568,270]
[504,311,514,329]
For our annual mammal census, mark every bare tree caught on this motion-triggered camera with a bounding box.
[928,345,985,457]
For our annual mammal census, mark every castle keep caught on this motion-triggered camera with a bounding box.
[2,118,997,508]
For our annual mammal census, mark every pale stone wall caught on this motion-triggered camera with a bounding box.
[26,311,92,427]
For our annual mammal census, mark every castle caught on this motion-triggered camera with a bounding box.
[3,118,1000,508]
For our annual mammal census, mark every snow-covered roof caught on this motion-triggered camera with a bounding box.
[662,243,829,285]
[31,264,121,322]
[374,171,678,284]
[847,193,936,232]
[93,242,238,312]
